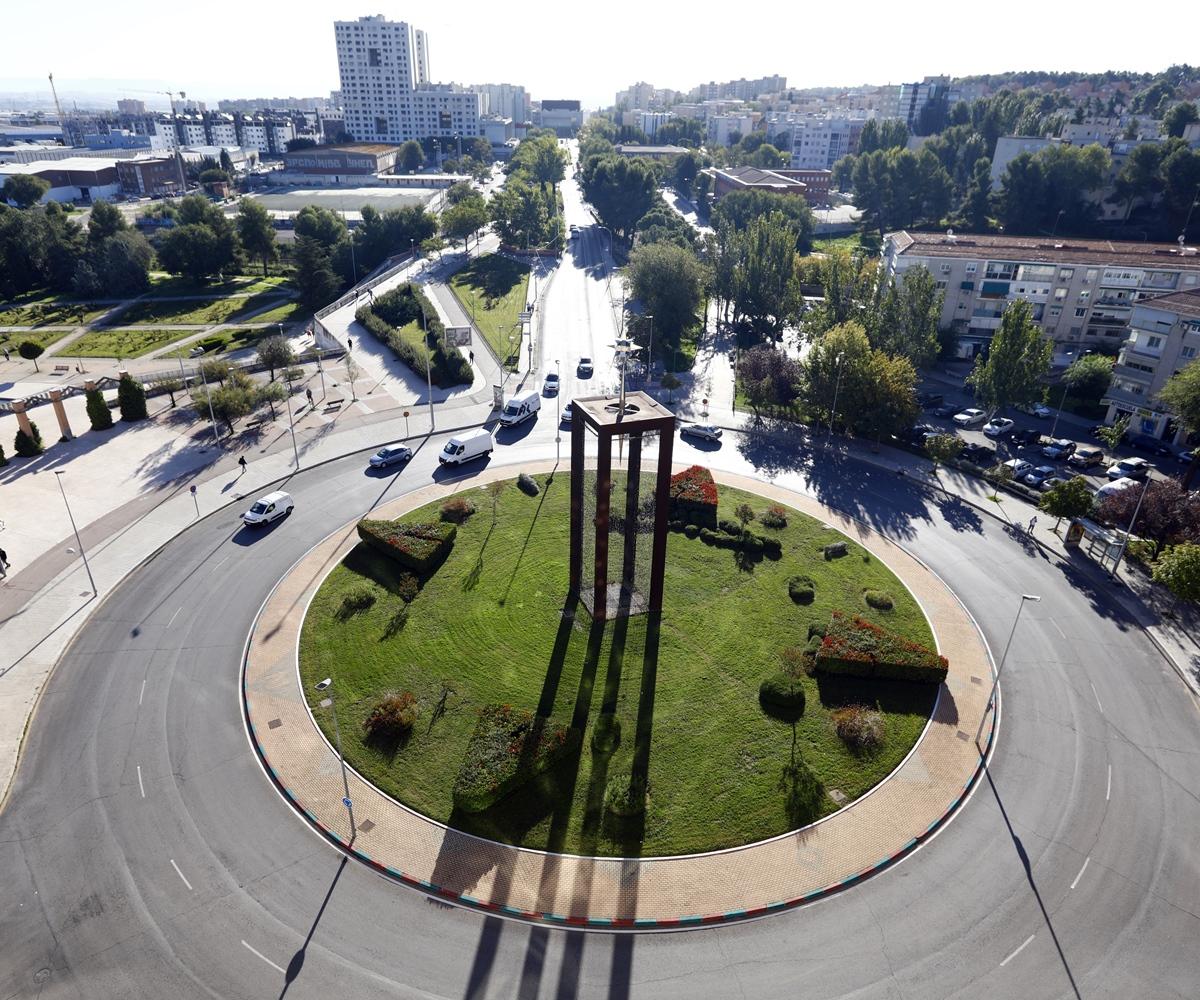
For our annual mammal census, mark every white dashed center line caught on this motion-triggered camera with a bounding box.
[242,939,286,975]
[137,765,145,799]
[1070,856,1090,890]
[1000,934,1035,967]
[1090,682,1104,714]
[169,859,193,891]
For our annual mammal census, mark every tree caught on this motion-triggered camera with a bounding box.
[237,198,277,276]
[661,372,681,403]
[1112,142,1165,220]
[1162,101,1200,138]
[192,370,256,435]
[580,155,658,240]
[75,229,152,297]
[1062,353,1113,404]
[510,134,567,192]
[156,223,225,283]
[158,378,183,408]
[257,335,295,381]
[733,211,802,341]
[255,380,287,420]
[1162,146,1200,233]
[960,158,993,231]
[200,358,232,386]
[399,140,424,173]
[634,205,696,250]
[857,350,920,441]
[712,189,815,254]
[0,443,6,467]
[738,345,802,411]
[116,372,148,421]
[87,200,126,244]
[17,339,44,372]
[85,386,113,430]
[799,322,872,431]
[293,235,341,311]
[294,204,347,248]
[1039,476,1094,530]
[2,174,50,208]
[1152,543,1200,606]
[872,265,943,367]
[219,148,235,175]
[1096,414,1130,453]
[1098,478,1200,556]
[286,137,318,152]
[14,421,43,457]
[672,151,701,196]
[1158,359,1200,488]
[966,300,1052,414]
[995,143,1110,234]
[925,434,962,492]
[440,194,490,250]
[625,242,706,344]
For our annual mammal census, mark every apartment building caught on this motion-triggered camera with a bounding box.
[707,113,755,147]
[895,76,949,131]
[473,83,529,124]
[334,15,481,144]
[883,230,1200,363]
[1105,289,1200,442]
[785,116,866,170]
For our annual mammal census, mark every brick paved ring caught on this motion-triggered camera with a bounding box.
[242,463,998,929]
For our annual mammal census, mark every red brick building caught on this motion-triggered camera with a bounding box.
[707,165,832,207]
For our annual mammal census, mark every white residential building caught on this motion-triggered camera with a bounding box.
[707,113,755,147]
[473,83,529,123]
[786,116,867,170]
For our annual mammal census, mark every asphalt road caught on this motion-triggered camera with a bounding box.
[3,181,1199,998]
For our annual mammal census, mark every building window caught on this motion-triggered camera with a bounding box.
[1058,268,1074,280]
[1075,308,1087,317]
[1147,336,1162,349]
[1085,269,1097,284]
[1183,346,1198,359]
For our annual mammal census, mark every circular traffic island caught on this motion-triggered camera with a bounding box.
[298,470,946,858]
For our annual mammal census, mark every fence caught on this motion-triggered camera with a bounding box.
[312,250,421,346]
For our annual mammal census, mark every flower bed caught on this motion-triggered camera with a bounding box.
[356,519,457,572]
[452,704,582,813]
[668,465,718,528]
[815,610,948,683]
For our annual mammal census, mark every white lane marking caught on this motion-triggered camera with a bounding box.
[139,679,146,706]
[137,765,145,799]
[1050,619,1067,640]
[1090,682,1104,714]
[213,555,229,571]
[1106,764,1112,802]
[166,606,183,627]
[1000,934,1035,967]
[1070,856,1090,890]
[241,939,286,975]
[169,859,193,891]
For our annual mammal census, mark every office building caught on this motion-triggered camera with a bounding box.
[334,15,481,144]
[883,229,1200,362]
[534,100,583,135]
[473,83,529,124]
[117,99,146,115]
[786,116,867,170]
[116,157,184,197]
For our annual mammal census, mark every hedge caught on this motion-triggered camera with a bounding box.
[356,518,457,572]
[759,673,806,714]
[452,704,582,813]
[356,282,471,388]
[815,610,948,683]
[789,575,815,604]
[668,465,718,527]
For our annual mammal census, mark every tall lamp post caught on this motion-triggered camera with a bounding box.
[827,352,845,447]
[1050,350,1090,439]
[1109,476,1151,579]
[54,471,96,595]
[642,314,654,381]
[976,594,1041,745]
[420,307,435,430]
[285,389,300,468]
[554,358,561,463]
[314,678,355,839]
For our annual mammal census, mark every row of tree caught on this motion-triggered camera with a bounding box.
[488,132,566,249]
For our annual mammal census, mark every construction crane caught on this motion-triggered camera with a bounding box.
[47,73,65,121]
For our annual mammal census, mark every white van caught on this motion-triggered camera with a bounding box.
[242,491,294,526]
[439,428,493,466]
[499,389,541,427]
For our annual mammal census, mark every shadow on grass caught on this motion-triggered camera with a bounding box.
[814,672,939,719]
[780,722,824,828]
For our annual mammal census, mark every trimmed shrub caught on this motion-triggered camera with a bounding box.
[338,587,376,619]
[668,465,718,528]
[779,646,808,678]
[815,611,948,683]
[14,422,43,457]
[357,518,456,572]
[788,575,815,604]
[591,713,621,754]
[833,705,884,752]
[823,541,848,560]
[517,472,539,496]
[452,704,581,813]
[667,519,684,532]
[0,443,6,467]
[440,497,476,523]
[718,517,742,536]
[698,526,717,545]
[864,589,894,611]
[683,523,700,539]
[759,673,806,714]
[363,690,418,740]
[807,622,826,640]
[117,373,148,422]
[760,535,783,558]
[86,387,113,431]
[760,504,788,529]
[396,573,419,603]
[734,502,756,527]
[604,770,648,817]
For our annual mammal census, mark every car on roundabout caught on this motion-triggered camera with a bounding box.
[368,444,412,469]
[681,423,722,443]
[242,490,294,526]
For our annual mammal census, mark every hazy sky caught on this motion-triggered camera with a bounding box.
[4,0,1199,110]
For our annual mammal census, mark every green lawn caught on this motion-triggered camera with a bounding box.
[145,273,291,298]
[117,289,296,326]
[246,300,310,326]
[0,298,108,327]
[162,326,275,358]
[448,254,530,366]
[810,232,881,256]
[69,328,195,358]
[0,328,76,354]
[299,475,938,857]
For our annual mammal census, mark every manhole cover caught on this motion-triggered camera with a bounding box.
[34,969,51,985]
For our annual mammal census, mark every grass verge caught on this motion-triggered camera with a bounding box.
[448,254,530,366]
[69,328,195,358]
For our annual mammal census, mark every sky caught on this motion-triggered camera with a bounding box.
[3,0,1199,111]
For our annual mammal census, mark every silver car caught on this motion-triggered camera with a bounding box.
[369,445,412,469]
[681,423,722,443]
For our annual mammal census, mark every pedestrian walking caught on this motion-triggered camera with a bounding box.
[469,350,474,362]
[347,337,353,351]
[2,347,9,362]
[0,547,9,578]
[305,387,314,406]
[1027,515,1038,535]
[238,456,248,475]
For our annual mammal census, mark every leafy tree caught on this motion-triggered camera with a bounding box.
[17,339,44,372]
[198,168,231,188]
[1158,359,1200,487]
[293,235,341,311]
[510,134,567,192]
[634,205,696,250]
[1039,475,1095,529]
[440,193,490,250]
[87,200,126,244]
[1099,478,1200,556]
[580,154,658,240]
[738,345,801,411]
[14,421,44,457]
[117,372,148,421]
[802,250,881,336]
[734,211,802,341]
[966,300,1052,414]
[1096,414,1130,453]
[1062,353,1113,403]
[219,149,235,175]
[672,151,701,196]
[156,223,224,283]
[192,369,256,435]
[294,204,347,249]
[1111,143,1165,220]
[399,140,425,173]
[960,157,993,231]
[286,137,318,152]
[693,170,712,208]
[237,198,277,276]
[158,378,183,408]
[255,380,287,420]
[661,371,681,403]
[488,177,559,248]
[199,358,232,386]
[995,143,1110,235]
[858,350,920,441]
[1162,101,1200,138]
[2,174,50,208]
[86,386,113,430]
[1152,543,1200,606]
[711,189,814,254]
[872,264,943,366]
[75,230,153,297]
[800,321,873,432]
[925,434,962,491]
[1162,146,1200,233]
[0,442,6,466]
[256,335,295,381]
[625,242,705,343]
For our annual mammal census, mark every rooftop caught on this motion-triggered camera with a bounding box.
[887,230,1200,271]
[614,144,689,156]
[0,157,117,174]
[711,165,806,190]
[1134,288,1200,319]
[301,143,400,155]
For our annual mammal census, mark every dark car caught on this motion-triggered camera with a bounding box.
[931,403,958,418]
[1129,433,1174,457]
[1041,438,1076,461]
[1012,428,1044,448]
[961,442,995,465]
[918,392,945,409]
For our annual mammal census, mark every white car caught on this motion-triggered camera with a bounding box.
[681,423,722,443]
[1097,476,1139,498]
[242,490,294,526]
[983,417,1015,438]
[1106,456,1151,481]
[1017,401,1053,419]
[542,373,560,395]
[368,444,412,469]
[953,408,986,427]
[1001,458,1033,478]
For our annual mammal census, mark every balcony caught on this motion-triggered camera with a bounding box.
[1112,363,1156,384]
[1102,384,1155,409]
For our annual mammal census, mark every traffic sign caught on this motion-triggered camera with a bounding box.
[343,797,353,808]
[518,311,532,322]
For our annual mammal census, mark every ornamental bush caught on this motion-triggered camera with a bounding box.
[779,646,808,678]
[86,387,113,430]
[668,465,718,527]
[833,705,884,752]
[683,523,700,539]
[788,575,815,604]
[363,690,418,740]
[604,770,648,817]
[759,673,806,715]
[815,611,948,683]
[863,589,894,611]
[14,422,43,457]
[517,472,539,496]
[117,373,148,422]
[823,540,848,560]
[440,497,476,523]
[760,504,788,529]
[452,704,581,813]
[590,713,621,754]
[356,518,456,572]
[337,587,376,619]
[0,443,6,467]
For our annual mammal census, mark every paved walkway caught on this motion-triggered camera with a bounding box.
[242,463,996,927]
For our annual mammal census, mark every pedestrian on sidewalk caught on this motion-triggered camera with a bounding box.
[347,337,353,352]
[238,456,247,475]
[469,350,474,362]
[2,347,9,362]
[1027,515,1038,534]
[305,387,313,407]
[0,547,8,578]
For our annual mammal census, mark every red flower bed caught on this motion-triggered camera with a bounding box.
[357,518,456,572]
[815,611,948,683]
[669,465,719,527]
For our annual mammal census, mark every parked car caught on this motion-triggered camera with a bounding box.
[1129,433,1174,457]
[242,490,294,526]
[953,408,987,427]
[1068,447,1106,469]
[681,423,723,443]
[500,389,541,426]
[931,403,958,418]
[1023,465,1058,488]
[1039,476,1069,492]
[1016,401,1053,418]
[1001,458,1034,479]
[983,417,1015,438]
[961,442,995,465]
[1011,428,1044,448]
[1042,439,1076,460]
[439,428,493,466]
[1106,456,1151,480]
[542,372,560,396]
[1097,476,1140,499]
[577,357,593,377]
[918,392,945,409]
[368,445,412,469]
[561,400,573,424]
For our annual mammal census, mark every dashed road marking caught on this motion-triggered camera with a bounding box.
[241,939,286,975]
[166,606,183,627]
[1106,764,1112,802]
[137,765,145,799]
[1000,934,1035,967]
[170,859,193,891]
[1070,856,1090,890]
[1090,682,1104,714]
[1050,619,1067,640]
[139,679,146,706]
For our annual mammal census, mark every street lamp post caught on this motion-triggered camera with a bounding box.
[285,388,300,468]
[314,678,356,839]
[54,472,96,595]
[554,359,561,463]
[420,307,435,430]
[976,594,1041,745]
[1109,476,1151,579]
[643,314,654,381]
[827,352,845,446]
[196,359,221,447]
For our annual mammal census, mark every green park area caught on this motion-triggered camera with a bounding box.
[0,294,108,328]
[449,254,530,366]
[0,328,74,355]
[299,473,939,857]
[69,328,196,359]
[117,288,296,326]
